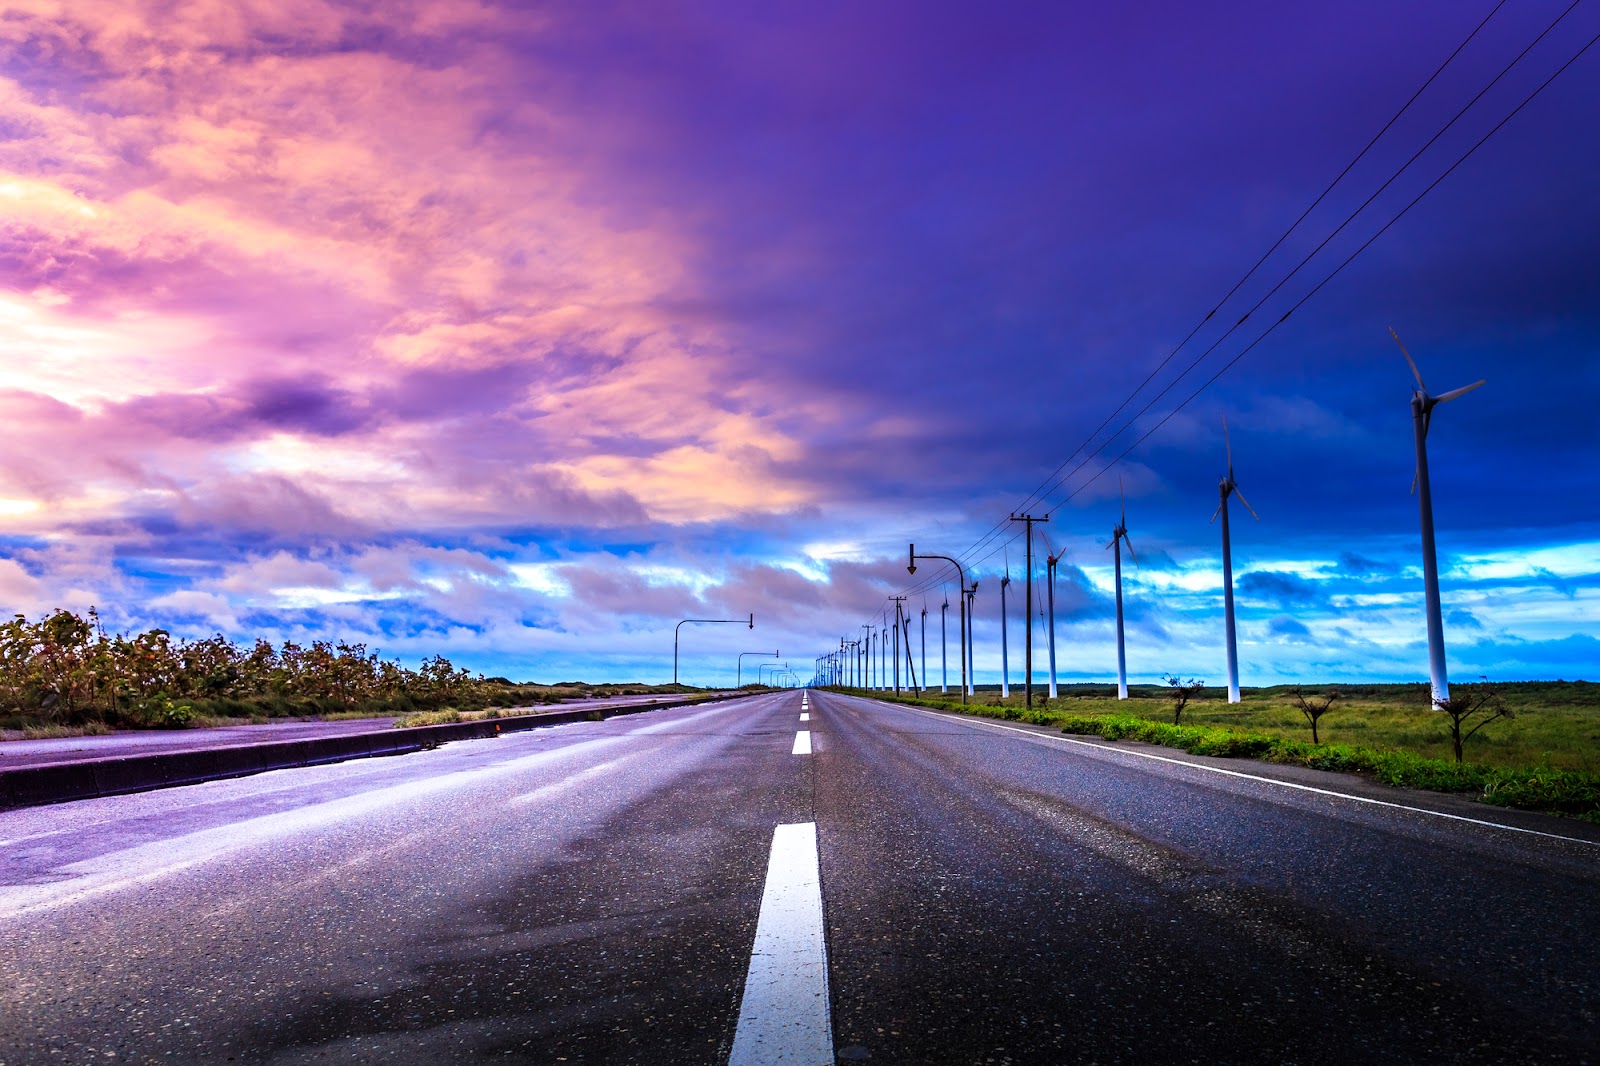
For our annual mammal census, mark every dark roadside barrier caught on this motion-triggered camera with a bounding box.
[0,692,745,811]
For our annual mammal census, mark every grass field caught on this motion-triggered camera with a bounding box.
[842,681,1600,821]
[912,681,1600,772]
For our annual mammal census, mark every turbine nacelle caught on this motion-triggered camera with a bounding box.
[1212,415,1259,523]
[1391,326,1485,490]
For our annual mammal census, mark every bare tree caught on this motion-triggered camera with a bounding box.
[1429,678,1513,764]
[1291,687,1342,744]
[1162,674,1205,724]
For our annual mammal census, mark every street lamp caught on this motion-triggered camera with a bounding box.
[674,614,754,686]
[908,544,973,704]
[738,649,779,687]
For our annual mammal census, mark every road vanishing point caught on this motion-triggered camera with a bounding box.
[2,691,1596,1063]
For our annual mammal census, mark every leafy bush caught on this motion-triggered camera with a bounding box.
[128,695,196,729]
[0,608,494,729]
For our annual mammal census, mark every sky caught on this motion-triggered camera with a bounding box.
[0,0,1596,688]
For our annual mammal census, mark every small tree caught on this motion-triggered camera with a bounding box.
[1291,687,1342,744]
[1429,678,1513,764]
[1162,674,1205,724]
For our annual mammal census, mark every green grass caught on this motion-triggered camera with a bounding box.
[392,709,463,728]
[921,681,1600,772]
[844,683,1600,822]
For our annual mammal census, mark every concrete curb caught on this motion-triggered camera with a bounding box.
[0,693,744,811]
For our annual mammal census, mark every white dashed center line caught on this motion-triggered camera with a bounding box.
[792,730,812,755]
[729,822,833,1066]
[799,712,810,722]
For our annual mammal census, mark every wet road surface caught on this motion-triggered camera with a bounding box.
[1,690,1595,1064]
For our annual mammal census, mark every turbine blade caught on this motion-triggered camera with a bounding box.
[1435,379,1486,404]
[1410,467,1418,495]
[1222,413,1233,477]
[1390,326,1426,391]
[1233,486,1260,520]
[1124,536,1137,565]
[1210,500,1223,524]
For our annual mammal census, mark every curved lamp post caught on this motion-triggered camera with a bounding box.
[738,649,779,687]
[674,614,754,686]
[909,544,972,704]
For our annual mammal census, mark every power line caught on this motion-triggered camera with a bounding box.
[919,0,1585,586]
[848,8,1600,644]
[931,0,1516,576]
[1015,0,1584,519]
[1034,22,1600,519]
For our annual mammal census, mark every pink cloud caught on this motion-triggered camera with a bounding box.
[0,0,823,556]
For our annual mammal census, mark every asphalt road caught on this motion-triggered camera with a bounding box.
[1,690,1595,1064]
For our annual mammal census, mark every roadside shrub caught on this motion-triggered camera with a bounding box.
[129,694,196,729]
[0,608,497,729]
[393,709,462,728]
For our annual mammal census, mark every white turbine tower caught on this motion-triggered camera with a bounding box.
[1044,539,1060,700]
[1107,478,1137,700]
[1212,414,1259,705]
[1392,327,1484,704]
[940,592,949,693]
[1000,569,1012,698]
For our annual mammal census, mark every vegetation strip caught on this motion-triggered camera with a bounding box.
[835,688,1600,823]
[1,607,727,738]
[915,707,1600,847]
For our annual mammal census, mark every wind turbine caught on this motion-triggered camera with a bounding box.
[1107,477,1136,700]
[920,601,928,697]
[1212,415,1259,705]
[1392,327,1484,704]
[1043,534,1060,699]
[1000,568,1012,699]
[964,581,978,696]
[940,592,949,693]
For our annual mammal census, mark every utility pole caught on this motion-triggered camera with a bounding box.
[1010,513,1049,709]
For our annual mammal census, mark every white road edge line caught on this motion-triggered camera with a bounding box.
[885,700,1600,848]
[792,730,812,755]
[729,822,833,1066]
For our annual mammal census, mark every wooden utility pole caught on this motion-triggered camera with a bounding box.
[1009,514,1049,709]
